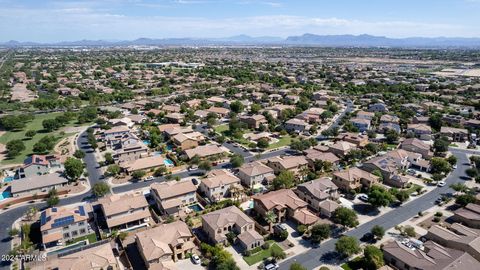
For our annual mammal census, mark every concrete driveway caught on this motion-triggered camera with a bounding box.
[176,258,205,270]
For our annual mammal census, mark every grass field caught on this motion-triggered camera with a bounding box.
[68,233,98,245]
[214,124,229,134]
[267,135,292,150]
[0,112,85,165]
[243,242,283,266]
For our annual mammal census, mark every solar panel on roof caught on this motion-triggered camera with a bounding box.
[51,216,75,228]
[52,207,57,212]
[78,205,86,216]
[40,211,47,225]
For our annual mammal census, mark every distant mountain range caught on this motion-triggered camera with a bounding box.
[3,34,480,48]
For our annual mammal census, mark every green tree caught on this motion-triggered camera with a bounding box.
[395,190,410,204]
[104,152,114,165]
[335,236,361,258]
[257,138,269,149]
[92,182,110,197]
[310,224,331,243]
[230,154,244,168]
[42,119,60,131]
[385,129,399,144]
[272,170,295,190]
[289,262,307,270]
[368,185,394,208]
[271,247,286,260]
[64,157,84,180]
[46,189,59,207]
[333,207,359,228]
[199,160,212,171]
[25,130,37,138]
[430,157,452,174]
[132,170,146,180]
[364,245,384,270]
[371,225,385,239]
[106,164,121,177]
[6,140,25,157]
[230,101,244,113]
[73,150,85,159]
[456,194,476,207]
[433,136,449,153]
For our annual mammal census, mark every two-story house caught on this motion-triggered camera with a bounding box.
[136,221,195,268]
[202,206,264,251]
[237,161,275,189]
[199,169,241,202]
[40,205,91,248]
[98,193,151,232]
[150,180,197,216]
[294,177,340,217]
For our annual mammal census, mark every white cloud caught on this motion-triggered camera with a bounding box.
[0,6,475,42]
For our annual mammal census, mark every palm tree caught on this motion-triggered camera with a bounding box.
[265,211,277,233]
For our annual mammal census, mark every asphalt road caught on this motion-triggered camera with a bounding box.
[278,148,473,270]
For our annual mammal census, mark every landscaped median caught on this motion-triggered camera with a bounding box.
[243,240,284,266]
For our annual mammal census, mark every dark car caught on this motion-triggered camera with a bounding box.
[191,178,199,185]
[360,232,375,243]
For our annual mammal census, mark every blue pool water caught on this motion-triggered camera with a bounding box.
[153,151,162,156]
[164,159,174,166]
[143,139,151,146]
[166,144,173,151]
[47,241,87,256]
[3,176,14,183]
[0,191,11,201]
[188,204,203,212]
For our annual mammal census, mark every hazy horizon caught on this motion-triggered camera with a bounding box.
[1,0,480,43]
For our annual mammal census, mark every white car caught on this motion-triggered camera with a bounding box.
[144,176,154,181]
[191,254,201,265]
[358,194,369,202]
[437,181,446,187]
[265,263,279,270]
[452,164,457,169]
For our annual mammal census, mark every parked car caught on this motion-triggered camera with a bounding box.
[191,178,199,185]
[144,176,154,181]
[358,194,369,202]
[360,232,375,243]
[191,254,201,265]
[264,263,279,270]
[437,181,446,187]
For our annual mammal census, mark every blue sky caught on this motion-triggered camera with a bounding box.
[1,0,480,42]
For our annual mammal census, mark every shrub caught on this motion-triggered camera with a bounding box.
[435,211,443,217]
[297,224,307,235]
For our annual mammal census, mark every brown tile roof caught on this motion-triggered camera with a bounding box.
[202,206,253,231]
[150,180,197,200]
[238,161,274,177]
[136,221,192,261]
[253,189,307,211]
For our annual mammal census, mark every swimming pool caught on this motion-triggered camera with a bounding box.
[0,191,11,201]
[2,176,14,183]
[164,159,174,166]
[47,240,87,256]
[143,139,151,146]
[188,204,203,212]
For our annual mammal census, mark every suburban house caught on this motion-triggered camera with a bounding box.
[165,112,185,123]
[183,144,227,160]
[356,111,375,120]
[120,155,166,174]
[199,169,241,202]
[16,154,62,179]
[294,177,340,217]
[426,222,480,261]
[40,205,91,248]
[368,102,388,112]
[284,118,310,133]
[406,123,432,140]
[440,126,469,142]
[31,242,121,270]
[453,203,480,229]
[305,151,340,168]
[150,180,197,216]
[253,189,318,226]
[332,167,380,192]
[240,115,268,129]
[266,155,309,178]
[336,132,369,148]
[207,106,230,118]
[173,131,204,149]
[98,193,151,232]
[10,173,69,197]
[382,240,480,270]
[202,206,263,251]
[328,141,357,157]
[350,118,371,132]
[400,138,433,159]
[237,161,275,189]
[135,221,195,268]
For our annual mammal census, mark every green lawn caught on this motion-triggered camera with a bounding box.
[243,242,283,266]
[67,233,98,245]
[0,112,86,165]
[214,124,229,134]
[267,135,292,150]
[403,183,422,195]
